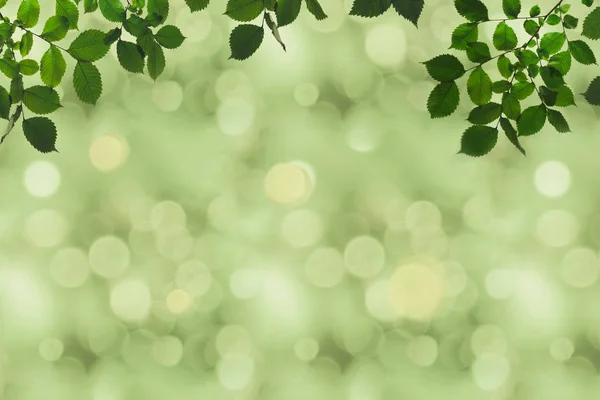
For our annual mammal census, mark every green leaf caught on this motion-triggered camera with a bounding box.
[455,0,489,22]
[427,81,460,118]
[540,32,566,54]
[148,0,169,22]
[225,0,264,22]
[10,76,24,103]
[539,85,558,106]
[523,19,539,35]
[555,85,576,106]
[563,14,578,29]
[530,5,541,17]
[583,0,594,7]
[467,102,501,124]
[154,25,185,49]
[0,86,10,120]
[583,76,600,105]
[459,125,498,157]
[117,40,144,73]
[467,67,492,105]
[229,24,264,60]
[124,15,150,37]
[23,86,62,115]
[499,117,526,155]
[391,0,424,26]
[184,0,209,12]
[349,0,391,18]
[583,7,600,40]
[73,61,102,104]
[265,12,286,51]
[492,22,518,50]
[17,0,40,28]
[497,55,512,78]
[69,30,111,61]
[517,104,547,136]
[492,80,511,93]
[466,42,491,63]
[548,51,572,75]
[451,22,478,50]
[547,14,561,25]
[56,0,79,29]
[569,40,597,64]
[0,59,19,79]
[84,0,99,13]
[143,37,165,80]
[20,32,33,57]
[423,54,465,82]
[547,109,571,132]
[540,66,564,88]
[306,0,327,20]
[23,117,58,153]
[511,82,535,100]
[98,0,126,23]
[18,59,38,75]
[501,92,521,120]
[277,0,302,25]
[104,27,122,45]
[515,49,539,66]
[502,0,521,19]
[41,16,70,42]
[40,46,66,87]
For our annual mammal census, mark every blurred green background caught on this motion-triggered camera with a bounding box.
[1,0,600,399]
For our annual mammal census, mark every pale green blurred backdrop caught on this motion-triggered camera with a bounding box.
[1,0,600,399]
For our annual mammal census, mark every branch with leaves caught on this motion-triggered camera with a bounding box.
[0,0,598,156]
[424,0,600,156]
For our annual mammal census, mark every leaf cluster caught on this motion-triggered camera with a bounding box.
[424,0,600,156]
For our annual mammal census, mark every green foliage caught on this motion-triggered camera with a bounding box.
[425,0,600,157]
[0,0,598,156]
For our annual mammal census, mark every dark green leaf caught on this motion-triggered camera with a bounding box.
[23,117,57,153]
[229,24,264,60]
[467,102,501,124]
[500,117,526,155]
[467,67,492,105]
[427,81,460,118]
[517,104,547,136]
[459,125,498,157]
[423,54,465,82]
[73,61,102,104]
[547,109,571,132]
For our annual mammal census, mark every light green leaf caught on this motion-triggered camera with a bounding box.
[467,67,492,105]
[56,0,79,29]
[41,16,70,42]
[17,0,40,28]
[502,0,521,19]
[40,46,66,87]
[492,22,517,50]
